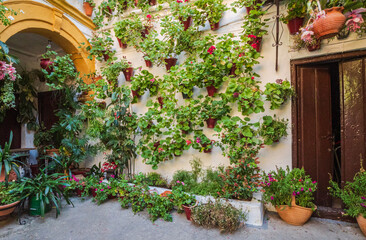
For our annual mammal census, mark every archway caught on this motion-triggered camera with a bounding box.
[0,0,95,76]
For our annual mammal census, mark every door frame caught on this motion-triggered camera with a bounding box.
[291,49,366,222]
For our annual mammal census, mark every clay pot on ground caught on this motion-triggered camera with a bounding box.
[117,38,127,49]
[313,7,346,40]
[83,2,94,17]
[357,215,366,237]
[275,196,316,226]
[122,67,134,82]
[206,85,218,96]
[165,58,177,71]
[182,200,198,221]
[0,201,20,220]
[287,17,304,35]
[0,168,17,182]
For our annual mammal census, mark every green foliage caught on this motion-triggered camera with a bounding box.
[84,31,115,62]
[102,58,131,85]
[259,116,288,145]
[147,193,173,222]
[0,182,19,205]
[191,200,247,233]
[281,0,307,24]
[200,96,231,121]
[131,70,159,97]
[262,167,317,208]
[194,0,228,25]
[264,79,294,110]
[0,79,15,122]
[0,0,18,27]
[329,168,366,218]
[145,172,168,188]
[16,171,73,217]
[114,14,144,45]
[171,181,196,212]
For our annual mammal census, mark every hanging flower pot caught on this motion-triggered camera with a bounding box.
[83,2,94,17]
[182,89,193,99]
[202,140,215,153]
[40,58,53,73]
[106,6,112,14]
[102,51,110,61]
[145,59,152,68]
[117,38,127,49]
[287,17,304,35]
[307,40,321,52]
[275,196,316,226]
[357,215,366,237]
[149,0,156,6]
[313,7,346,40]
[206,85,218,97]
[180,121,191,134]
[165,58,177,71]
[141,26,152,39]
[206,117,217,129]
[153,141,160,150]
[248,35,262,52]
[158,97,164,108]
[230,63,237,76]
[209,20,220,31]
[134,0,138,7]
[179,16,192,31]
[131,90,140,98]
[122,67,134,82]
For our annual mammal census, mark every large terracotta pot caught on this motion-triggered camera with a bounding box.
[287,17,304,35]
[0,201,20,220]
[275,196,316,226]
[357,214,366,237]
[313,7,346,40]
[0,168,17,182]
[83,2,94,17]
[122,67,134,82]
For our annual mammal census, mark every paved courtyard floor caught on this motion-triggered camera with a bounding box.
[0,197,364,240]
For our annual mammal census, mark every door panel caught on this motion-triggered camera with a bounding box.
[38,91,60,130]
[297,66,333,207]
[340,59,366,183]
[0,108,21,149]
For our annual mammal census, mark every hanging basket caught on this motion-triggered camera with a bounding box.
[275,196,316,226]
[313,7,346,40]
[287,17,304,35]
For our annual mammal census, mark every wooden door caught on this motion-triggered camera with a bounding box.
[296,66,333,207]
[340,58,366,183]
[0,108,21,149]
[38,91,60,130]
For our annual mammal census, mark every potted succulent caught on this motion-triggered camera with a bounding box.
[16,171,73,217]
[131,70,159,99]
[171,180,197,220]
[200,97,231,129]
[259,116,288,145]
[194,0,228,31]
[264,79,294,110]
[83,0,95,17]
[262,167,317,226]
[329,165,366,236]
[281,0,307,35]
[0,182,20,220]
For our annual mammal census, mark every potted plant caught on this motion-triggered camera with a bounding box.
[200,97,230,129]
[40,45,56,74]
[85,31,115,62]
[0,132,23,183]
[131,70,159,99]
[113,14,144,49]
[264,79,294,110]
[281,0,307,35]
[171,180,197,220]
[0,59,17,122]
[194,0,228,31]
[147,192,174,222]
[262,167,318,226]
[259,116,288,145]
[16,171,73,217]
[300,24,321,51]
[329,165,366,236]
[0,182,20,220]
[170,0,198,30]
[83,0,95,17]
[192,132,215,153]
[136,31,164,67]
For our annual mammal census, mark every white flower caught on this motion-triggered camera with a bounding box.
[8,16,14,20]
[4,7,8,11]
[20,9,24,14]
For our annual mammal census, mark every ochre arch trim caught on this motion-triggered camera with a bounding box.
[0,0,95,76]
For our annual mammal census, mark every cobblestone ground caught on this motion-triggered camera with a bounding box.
[0,197,364,240]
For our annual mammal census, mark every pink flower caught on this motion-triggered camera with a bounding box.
[150,78,155,83]
[361,196,366,200]
[312,181,316,184]
[292,191,296,196]
[207,46,216,54]
[146,14,152,19]
[111,174,115,178]
[276,79,283,84]
[251,43,257,49]
[181,182,185,186]
[177,180,180,183]
[301,187,304,191]
[270,196,274,200]
[233,92,239,98]
[251,77,254,80]
[196,137,201,143]
[177,0,183,2]
[297,191,300,195]
[107,186,111,189]
[101,189,104,191]
[158,147,163,153]
[309,188,312,192]
[186,140,192,145]
[99,181,102,184]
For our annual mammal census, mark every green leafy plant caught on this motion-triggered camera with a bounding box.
[0,0,19,27]
[114,14,144,46]
[0,182,19,205]
[200,96,231,122]
[264,79,294,110]
[259,116,288,145]
[146,193,174,222]
[171,180,196,212]
[329,167,366,218]
[281,0,307,24]
[262,167,318,209]
[101,57,131,86]
[0,131,23,184]
[84,31,115,62]
[145,172,168,188]
[131,70,159,97]
[191,199,247,233]
[194,0,228,26]
[16,171,73,217]
[191,131,214,153]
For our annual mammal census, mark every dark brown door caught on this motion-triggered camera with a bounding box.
[0,108,21,149]
[38,91,60,130]
[340,59,366,183]
[296,66,333,207]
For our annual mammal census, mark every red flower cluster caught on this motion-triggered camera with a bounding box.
[207,45,216,54]
[101,162,117,172]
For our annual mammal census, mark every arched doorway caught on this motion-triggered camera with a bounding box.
[0,0,94,75]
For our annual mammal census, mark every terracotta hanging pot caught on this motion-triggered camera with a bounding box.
[158,97,164,108]
[102,51,110,61]
[145,59,152,68]
[165,58,177,71]
[180,121,191,134]
[245,0,262,14]
[0,201,20,221]
[248,36,262,52]
[179,16,192,31]
[202,140,215,153]
[206,85,218,96]
[40,58,53,73]
[117,38,127,49]
[230,63,237,76]
[153,141,160,150]
[275,196,316,226]
[122,67,134,82]
[307,40,321,52]
[83,2,94,17]
[209,20,220,31]
[106,6,112,14]
[149,0,156,6]
[287,17,304,35]
[313,7,346,40]
[357,215,366,236]
[141,26,151,38]
[206,117,217,128]
[131,90,140,98]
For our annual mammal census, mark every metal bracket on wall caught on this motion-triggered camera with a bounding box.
[271,0,284,72]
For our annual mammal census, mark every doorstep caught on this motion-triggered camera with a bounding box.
[148,186,264,227]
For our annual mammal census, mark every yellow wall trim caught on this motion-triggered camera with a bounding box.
[46,0,95,30]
